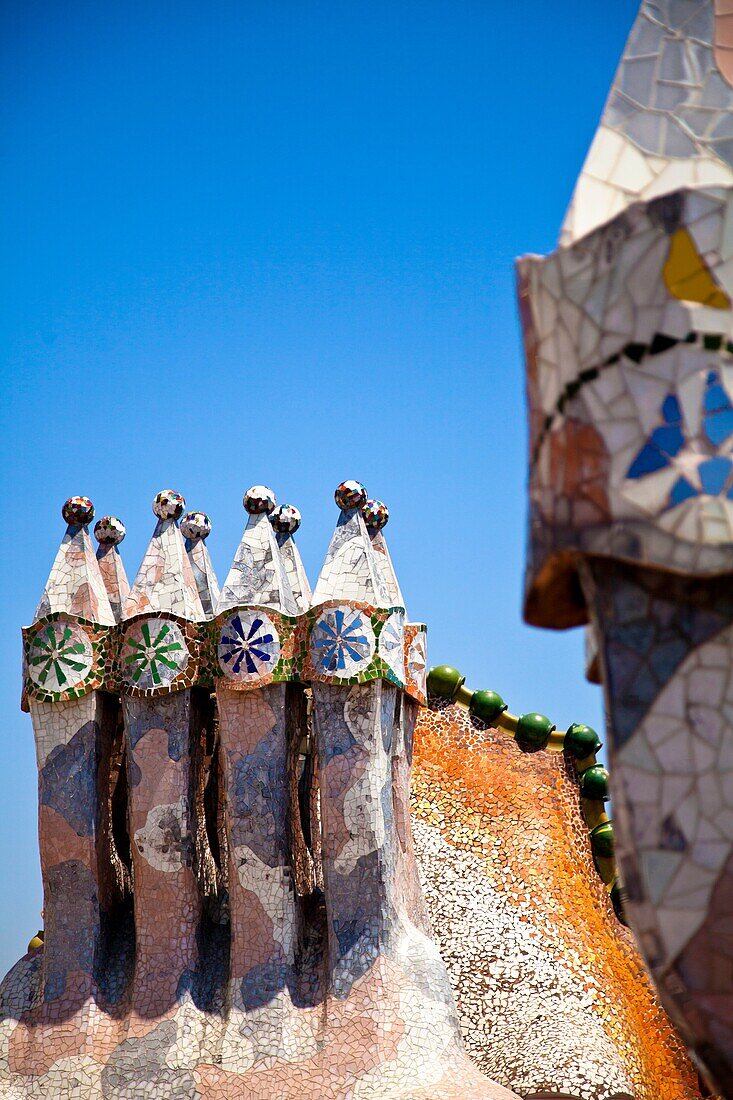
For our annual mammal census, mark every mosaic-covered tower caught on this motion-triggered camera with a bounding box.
[306,481,482,1091]
[517,1,733,1092]
[120,489,209,1017]
[212,485,305,1067]
[22,498,118,1033]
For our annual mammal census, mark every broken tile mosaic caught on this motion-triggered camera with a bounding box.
[517,1,733,1091]
[2,482,706,1099]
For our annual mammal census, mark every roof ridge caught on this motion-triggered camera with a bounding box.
[426,663,625,924]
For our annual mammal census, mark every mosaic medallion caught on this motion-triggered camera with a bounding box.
[407,630,428,696]
[218,610,281,681]
[121,618,188,690]
[379,611,405,680]
[310,605,375,677]
[27,619,94,694]
[626,373,733,513]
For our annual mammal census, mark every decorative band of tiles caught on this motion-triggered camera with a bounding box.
[23,606,429,700]
[531,329,733,469]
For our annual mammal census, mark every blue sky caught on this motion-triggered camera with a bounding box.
[0,0,639,975]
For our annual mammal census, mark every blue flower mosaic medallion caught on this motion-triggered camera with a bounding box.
[378,611,405,680]
[626,372,733,510]
[27,619,94,693]
[218,610,281,682]
[310,605,375,677]
[620,369,733,514]
[122,619,188,690]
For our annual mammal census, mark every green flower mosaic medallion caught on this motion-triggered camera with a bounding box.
[122,618,188,690]
[27,619,94,694]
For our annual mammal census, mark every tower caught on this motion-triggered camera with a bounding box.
[517,1,733,1090]
[120,489,208,1017]
[22,497,117,1037]
[212,485,305,1068]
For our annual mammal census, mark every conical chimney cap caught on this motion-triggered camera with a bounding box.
[181,510,220,620]
[93,515,130,623]
[312,481,394,609]
[123,490,205,622]
[34,496,116,626]
[217,486,298,616]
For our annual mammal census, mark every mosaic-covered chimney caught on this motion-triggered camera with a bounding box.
[120,489,208,1016]
[517,1,733,1091]
[213,484,302,1062]
[23,497,118,1030]
[15,484,514,1100]
[307,481,431,1004]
